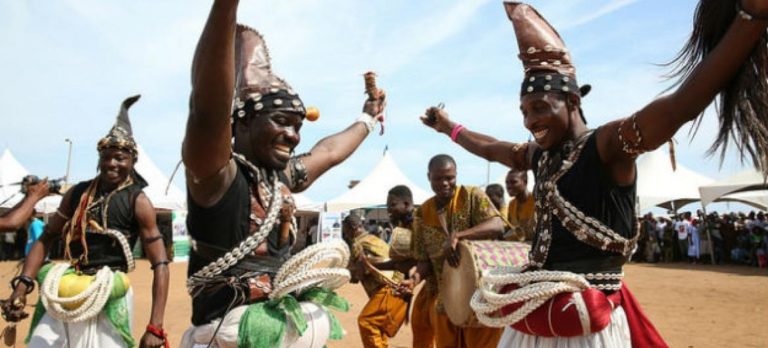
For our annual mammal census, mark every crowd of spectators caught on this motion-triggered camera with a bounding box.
[635,210,768,268]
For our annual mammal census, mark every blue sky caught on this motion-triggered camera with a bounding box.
[0,0,754,210]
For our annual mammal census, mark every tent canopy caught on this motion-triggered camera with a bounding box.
[699,169,767,208]
[636,148,714,211]
[135,146,186,211]
[0,149,30,208]
[324,152,432,212]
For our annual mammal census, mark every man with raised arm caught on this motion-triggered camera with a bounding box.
[179,1,385,346]
[1,96,170,348]
[422,1,768,346]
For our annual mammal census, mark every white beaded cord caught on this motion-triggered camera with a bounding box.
[104,228,135,272]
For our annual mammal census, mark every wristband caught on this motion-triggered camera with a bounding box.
[146,324,169,348]
[356,113,378,133]
[450,124,465,142]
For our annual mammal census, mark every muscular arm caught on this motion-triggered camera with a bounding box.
[599,12,768,185]
[290,98,385,192]
[182,0,239,204]
[292,122,370,192]
[134,194,169,330]
[420,107,535,170]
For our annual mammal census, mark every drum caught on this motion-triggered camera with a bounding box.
[389,227,412,261]
[441,240,529,327]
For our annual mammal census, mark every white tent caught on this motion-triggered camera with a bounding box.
[636,148,714,211]
[0,149,30,208]
[699,169,768,209]
[294,193,321,212]
[0,150,63,213]
[324,152,432,212]
[135,146,186,211]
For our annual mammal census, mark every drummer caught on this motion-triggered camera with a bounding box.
[342,213,408,348]
[410,154,505,348]
[373,185,435,347]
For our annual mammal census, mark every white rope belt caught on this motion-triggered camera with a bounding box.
[40,264,115,323]
[470,269,592,328]
[270,240,351,300]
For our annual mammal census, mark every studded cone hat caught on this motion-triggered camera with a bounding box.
[97,95,140,157]
[232,24,306,120]
[504,2,590,98]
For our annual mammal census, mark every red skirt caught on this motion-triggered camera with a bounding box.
[500,282,667,347]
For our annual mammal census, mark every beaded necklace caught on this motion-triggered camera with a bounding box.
[529,131,639,268]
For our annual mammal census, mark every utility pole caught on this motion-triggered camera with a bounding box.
[64,138,73,186]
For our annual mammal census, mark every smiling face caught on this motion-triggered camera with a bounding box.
[505,170,527,197]
[520,92,578,150]
[428,162,457,205]
[234,110,303,170]
[98,147,135,190]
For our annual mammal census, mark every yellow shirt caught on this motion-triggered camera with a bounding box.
[351,233,404,297]
[412,185,499,296]
[506,193,536,241]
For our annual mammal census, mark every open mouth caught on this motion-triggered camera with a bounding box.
[105,170,120,179]
[532,128,549,140]
[274,144,292,159]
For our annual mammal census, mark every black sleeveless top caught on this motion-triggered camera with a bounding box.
[67,174,146,272]
[532,129,636,274]
[187,162,292,325]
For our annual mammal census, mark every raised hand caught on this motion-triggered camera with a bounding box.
[420,104,455,135]
[26,179,50,201]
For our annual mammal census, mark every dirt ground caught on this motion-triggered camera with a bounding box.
[1,261,766,347]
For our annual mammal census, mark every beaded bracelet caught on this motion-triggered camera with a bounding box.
[10,275,35,294]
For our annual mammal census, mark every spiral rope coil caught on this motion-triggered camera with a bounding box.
[40,264,115,323]
[270,240,351,300]
[469,269,591,328]
[38,227,134,323]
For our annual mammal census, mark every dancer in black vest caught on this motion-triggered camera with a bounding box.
[421,1,768,347]
[1,96,169,348]
[180,1,385,346]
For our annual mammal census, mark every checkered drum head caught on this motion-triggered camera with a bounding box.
[442,240,530,327]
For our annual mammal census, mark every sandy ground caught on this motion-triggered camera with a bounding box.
[0,260,766,347]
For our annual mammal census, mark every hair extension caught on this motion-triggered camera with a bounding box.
[664,0,768,174]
